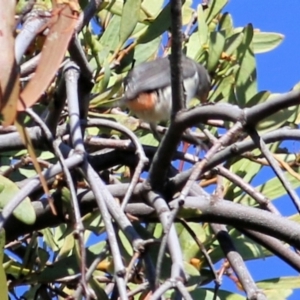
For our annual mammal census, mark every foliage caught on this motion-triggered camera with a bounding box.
[0,0,299,299]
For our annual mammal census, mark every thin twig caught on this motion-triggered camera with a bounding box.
[248,128,300,213]
[155,206,179,288]
[179,122,244,202]
[63,62,89,296]
[178,218,220,287]
[86,118,149,210]
[81,161,128,300]
[74,245,109,298]
[216,166,281,215]
[211,223,266,300]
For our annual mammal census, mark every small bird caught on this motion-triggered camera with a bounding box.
[122,55,211,140]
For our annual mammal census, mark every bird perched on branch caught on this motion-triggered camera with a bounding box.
[122,55,211,140]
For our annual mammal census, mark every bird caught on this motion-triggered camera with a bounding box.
[122,55,211,140]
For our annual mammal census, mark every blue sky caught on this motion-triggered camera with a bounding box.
[227,0,300,93]
[222,1,300,299]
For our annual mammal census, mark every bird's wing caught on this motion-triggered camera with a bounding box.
[124,56,199,100]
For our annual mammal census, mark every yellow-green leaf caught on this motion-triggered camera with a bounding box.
[136,3,172,44]
[0,229,8,300]
[197,4,208,47]
[218,12,234,36]
[205,0,228,25]
[119,0,141,47]
[0,175,36,225]
[224,32,244,56]
[235,24,257,106]
[252,31,284,54]
[207,31,225,72]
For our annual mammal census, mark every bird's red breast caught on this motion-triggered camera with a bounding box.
[125,92,157,113]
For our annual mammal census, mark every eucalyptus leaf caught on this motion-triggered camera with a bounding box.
[235,24,257,106]
[137,1,193,44]
[224,32,244,56]
[119,0,141,47]
[225,154,263,201]
[246,90,271,107]
[0,175,36,225]
[185,288,221,300]
[218,12,234,36]
[205,0,228,25]
[207,31,225,72]
[256,93,300,133]
[136,3,172,44]
[257,276,300,290]
[98,61,111,92]
[99,15,121,52]
[197,4,209,47]
[186,32,202,60]
[0,229,7,300]
[260,289,292,300]
[240,165,300,206]
[100,0,149,23]
[252,31,284,54]
[89,277,110,300]
[175,222,208,263]
[116,37,161,72]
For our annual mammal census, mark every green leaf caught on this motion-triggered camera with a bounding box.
[209,230,270,265]
[207,31,225,72]
[252,31,284,54]
[0,175,36,225]
[99,15,121,53]
[37,245,106,282]
[228,231,271,261]
[136,3,171,44]
[256,93,300,133]
[41,228,58,252]
[119,0,141,47]
[197,4,209,47]
[235,24,257,106]
[137,1,193,44]
[260,289,292,300]
[90,77,123,108]
[0,229,8,300]
[224,153,263,201]
[205,0,228,25]
[137,131,159,147]
[186,32,203,60]
[189,289,246,300]
[256,277,298,300]
[89,277,110,300]
[209,75,235,103]
[224,32,244,56]
[246,90,271,107]
[116,36,161,72]
[183,288,221,300]
[183,261,201,290]
[98,61,112,92]
[56,233,75,261]
[142,0,165,17]
[240,165,300,206]
[175,222,208,263]
[99,0,158,23]
[218,13,234,36]
[118,229,133,257]
[257,276,300,290]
